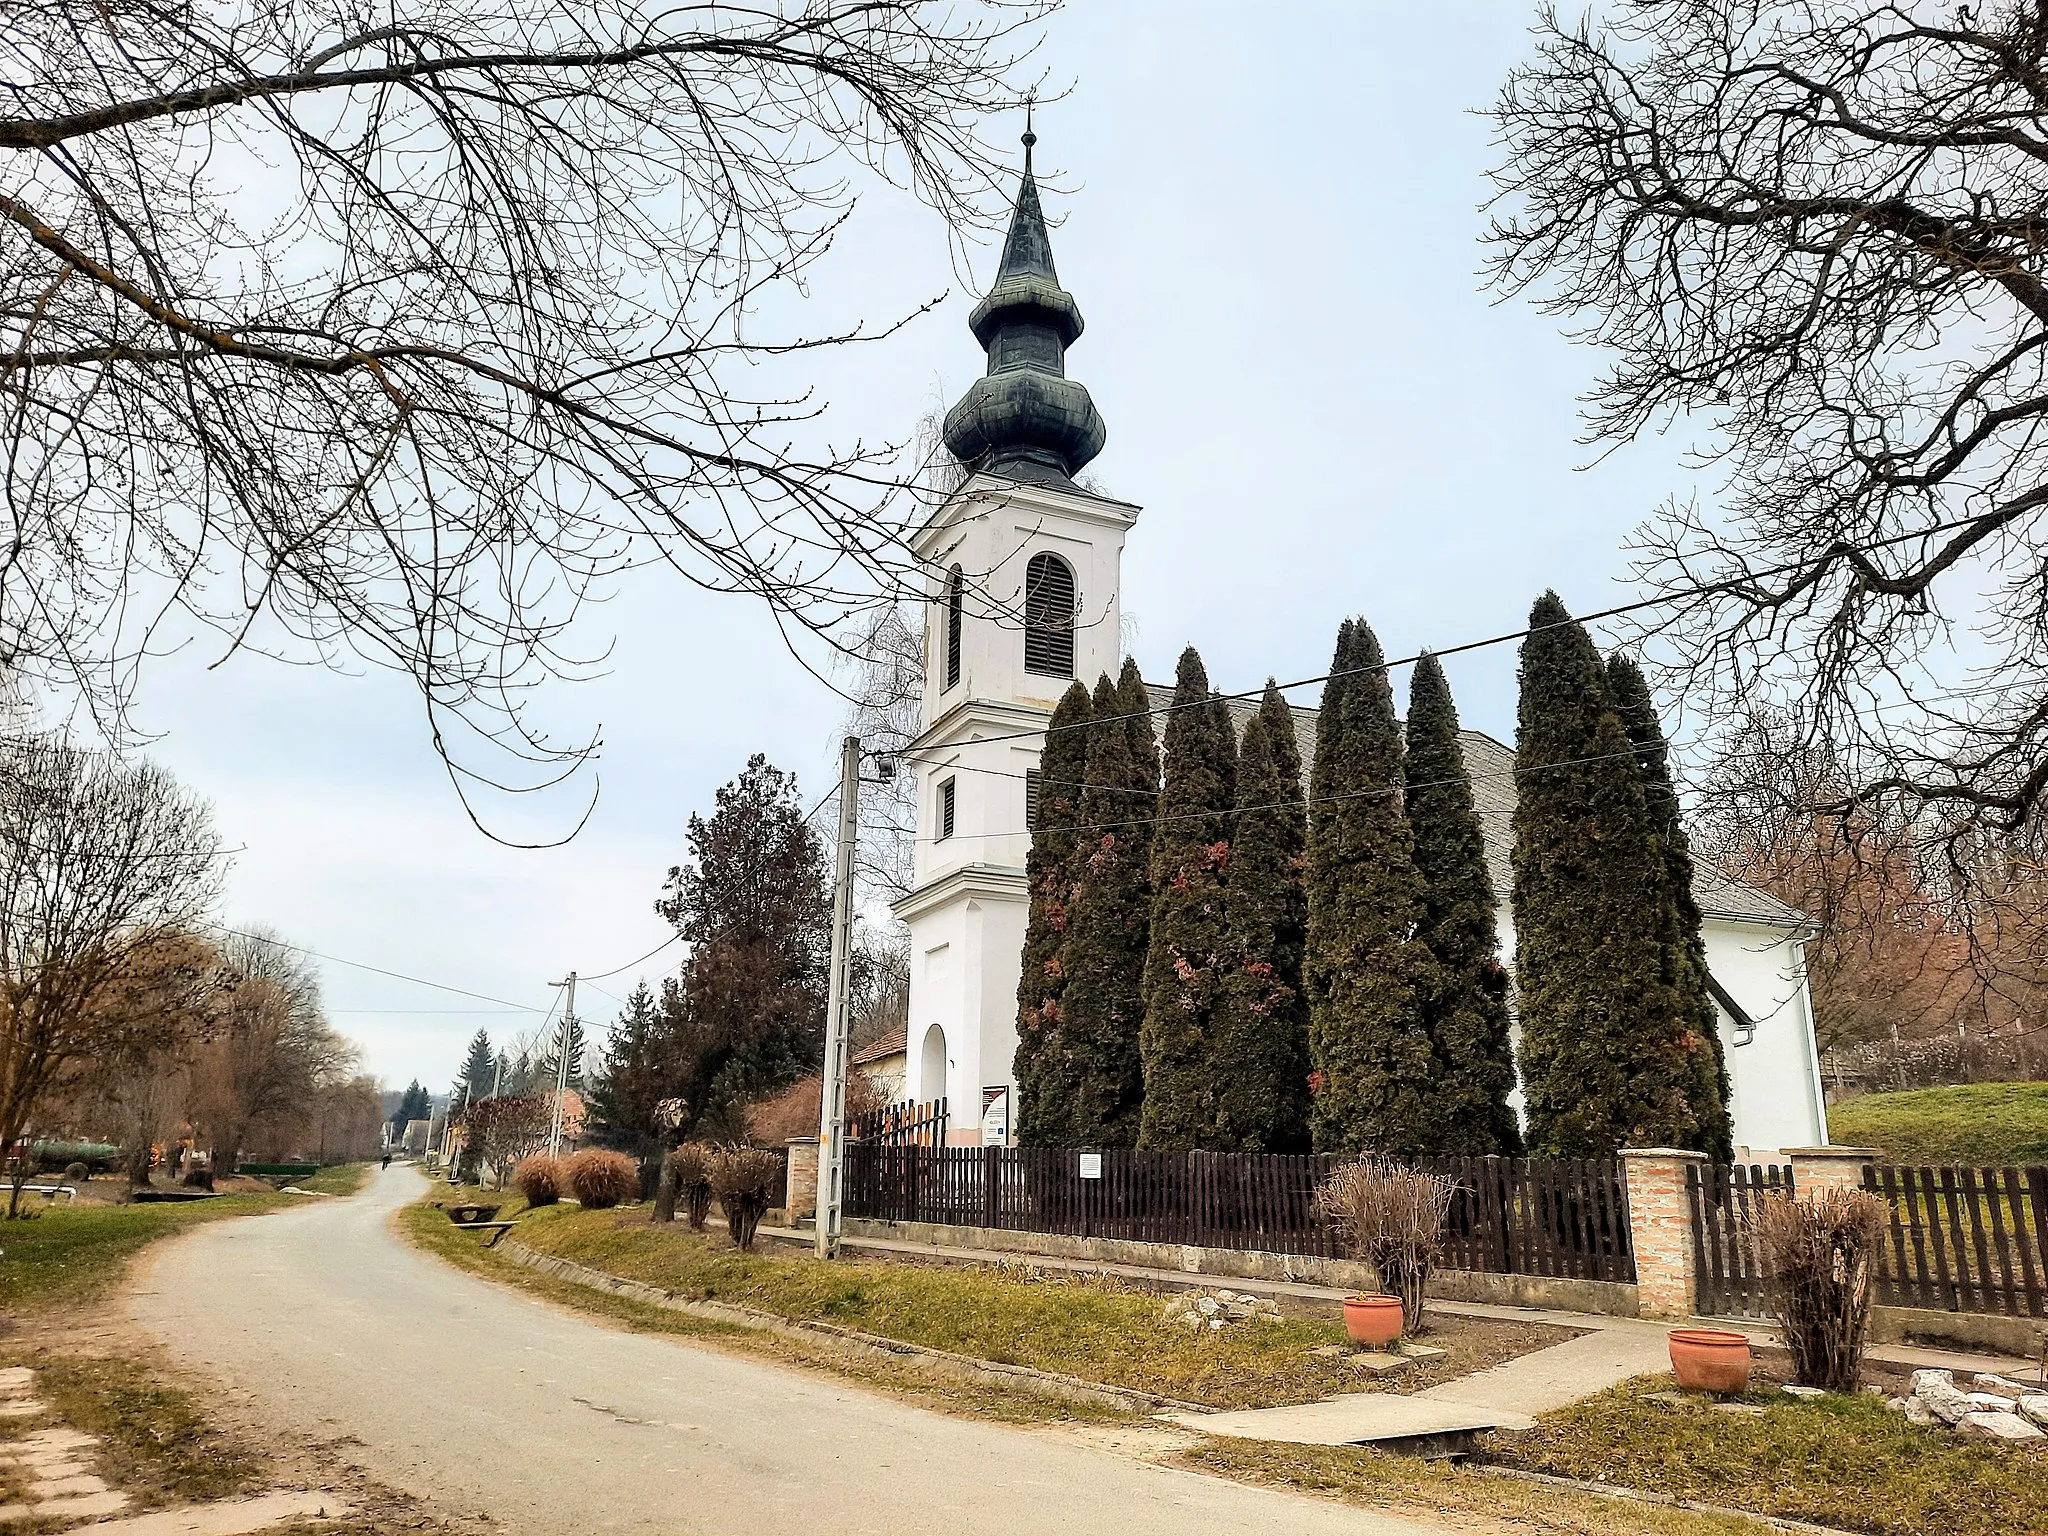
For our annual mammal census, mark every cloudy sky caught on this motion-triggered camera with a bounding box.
[116,4,1728,1095]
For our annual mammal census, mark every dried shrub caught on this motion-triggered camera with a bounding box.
[565,1148,639,1210]
[1750,1187,1888,1391]
[671,1143,715,1231]
[709,1147,783,1251]
[1314,1157,1454,1333]
[512,1155,563,1206]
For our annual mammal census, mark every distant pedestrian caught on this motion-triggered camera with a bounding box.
[381,1153,392,1170]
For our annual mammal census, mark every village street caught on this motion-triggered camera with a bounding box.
[128,1168,1458,1536]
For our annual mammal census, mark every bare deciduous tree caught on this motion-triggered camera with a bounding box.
[1,1,1051,828]
[0,736,222,1211]
[189,925,353,1174]
[1489,1,2048,853]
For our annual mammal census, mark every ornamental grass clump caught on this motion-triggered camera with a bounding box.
[670,1144,715,1231]
[512,1155,563,1206]
[565,1148,639,1210]
[709,1147,783,1251]
[1750,1186,1888,1391]
[1315,1156,1454,1333]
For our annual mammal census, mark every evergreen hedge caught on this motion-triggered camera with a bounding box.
[1209,681,1312,1151]
[1137,648,1237,1149]
[1405,652,1522,1154]
[1057,672,1156,1146]
[1512,592,1726,1156]
[1303,619,1438,1154]
[1014,679,1094,1148]
[1606,653,1734,1164]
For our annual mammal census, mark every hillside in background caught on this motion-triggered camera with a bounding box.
[1828,1083,2048,1167]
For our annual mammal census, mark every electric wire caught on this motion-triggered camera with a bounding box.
[206,924,548,1013]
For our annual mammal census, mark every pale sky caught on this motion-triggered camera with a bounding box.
[112,5,1728,1095]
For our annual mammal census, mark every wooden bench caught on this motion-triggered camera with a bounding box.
[450,1220,518,1248]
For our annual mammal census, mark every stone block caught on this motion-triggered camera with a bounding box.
[2018,1394,2048,1427]
[1961,1410,2045,1440]
[1970,1373,2026,1400]
[1904,1397,1935,1426]
[1781,1384,1826,1400]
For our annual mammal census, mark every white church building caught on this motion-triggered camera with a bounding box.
[892,137,1829,1158]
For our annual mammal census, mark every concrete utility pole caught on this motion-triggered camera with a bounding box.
[815,734,861,1259]
[547,973,578,1156]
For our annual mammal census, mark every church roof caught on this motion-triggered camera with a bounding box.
[1142,683,1806,930]
[941,131,1107,487]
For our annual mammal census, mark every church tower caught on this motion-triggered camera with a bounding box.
[892,132,1140,1142]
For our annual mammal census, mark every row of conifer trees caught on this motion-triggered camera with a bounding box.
[1011,592,1733,1160]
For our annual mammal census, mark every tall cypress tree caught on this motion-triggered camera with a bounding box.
[1210,681,1312,1151]
[1137,648,1237,1149]
[1014,680,1095,1147]
[1606,653,1734,1163]
[1058,672,1154,1146]
[1405,652,1521,1154]
[1117,657,1158,823]
[1303,618,1438,1153]
[1513,592,1721,1156]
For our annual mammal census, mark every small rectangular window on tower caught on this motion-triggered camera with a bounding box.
[938,777,956,842]
[1025,769,1041,830]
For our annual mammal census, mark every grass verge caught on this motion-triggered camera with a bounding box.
[1828,1081,2048,1165]
[291,1164,372,1197]
[399,1198,1128,1425]
[1182,1440,1781,1536]
[0,1193,283,1315]
[466,1199,1574,1409]
[1488,1374,2048,1536]
[21,1354,265,1507]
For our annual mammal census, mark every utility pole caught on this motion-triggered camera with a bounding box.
[815,735,861,1259]
[547,972,578,1156]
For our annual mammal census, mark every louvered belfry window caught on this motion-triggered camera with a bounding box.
[938,777,956,842]
[1023,552,1076,678]
[943,566,964,692]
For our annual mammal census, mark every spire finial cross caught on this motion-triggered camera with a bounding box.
[1022,93,1036,168]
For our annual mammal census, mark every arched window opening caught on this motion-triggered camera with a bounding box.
[943,566,964,692]
[1023,552,1075,678]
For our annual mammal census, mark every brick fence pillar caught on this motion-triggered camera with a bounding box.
[1622,1147,1707,1319]
[1785,1146,1879,1196]
[784,1137,819,1225]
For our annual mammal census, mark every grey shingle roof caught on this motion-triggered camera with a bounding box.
[1142,683,1805,929]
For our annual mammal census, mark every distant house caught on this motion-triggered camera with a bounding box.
[852,1026,909,1103]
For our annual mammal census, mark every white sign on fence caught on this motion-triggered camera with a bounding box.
[1078,1152,1102,1180]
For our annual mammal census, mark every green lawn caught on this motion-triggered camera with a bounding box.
[0,1193,282,1313]
[1488,1375,2047,1536]
[438,1198,1575,1410]
[291,1162,373,1196]
[1828,1082,2048,1165]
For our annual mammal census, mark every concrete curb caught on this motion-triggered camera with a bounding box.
[494,1238,1207,1416]
[1474,1466,1864,1536]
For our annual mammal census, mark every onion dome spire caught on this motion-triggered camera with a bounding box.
[941,128,1107,486]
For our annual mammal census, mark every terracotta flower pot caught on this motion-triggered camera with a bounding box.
[1342,1293,1405,1348]
[1668,1328,1753,1395]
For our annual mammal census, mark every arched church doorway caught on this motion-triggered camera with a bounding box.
[919,1024,947,1105]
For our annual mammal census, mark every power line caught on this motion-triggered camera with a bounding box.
[578,931,681,982]
[207,924,547,1013]
[900,509,2020,761]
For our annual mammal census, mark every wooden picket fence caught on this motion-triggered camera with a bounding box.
[1686,1160,2048,1321]
[840,1146,1634,1284]
[1861,1164,2048,1320]
[848,1097,949,1147]
[1685,1161,1794,1318]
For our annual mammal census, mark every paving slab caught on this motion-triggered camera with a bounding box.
[67,1490,351,1536]
[0,1370,33,1393]
[1415,1325,1666,1418]
[0,1402,46,1420]
[31,1474,110,1497]
[1166,1394,1534,1448]
[0,1489,130,1521]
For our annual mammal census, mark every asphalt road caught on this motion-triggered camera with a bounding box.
[131,1166,1453,1536]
